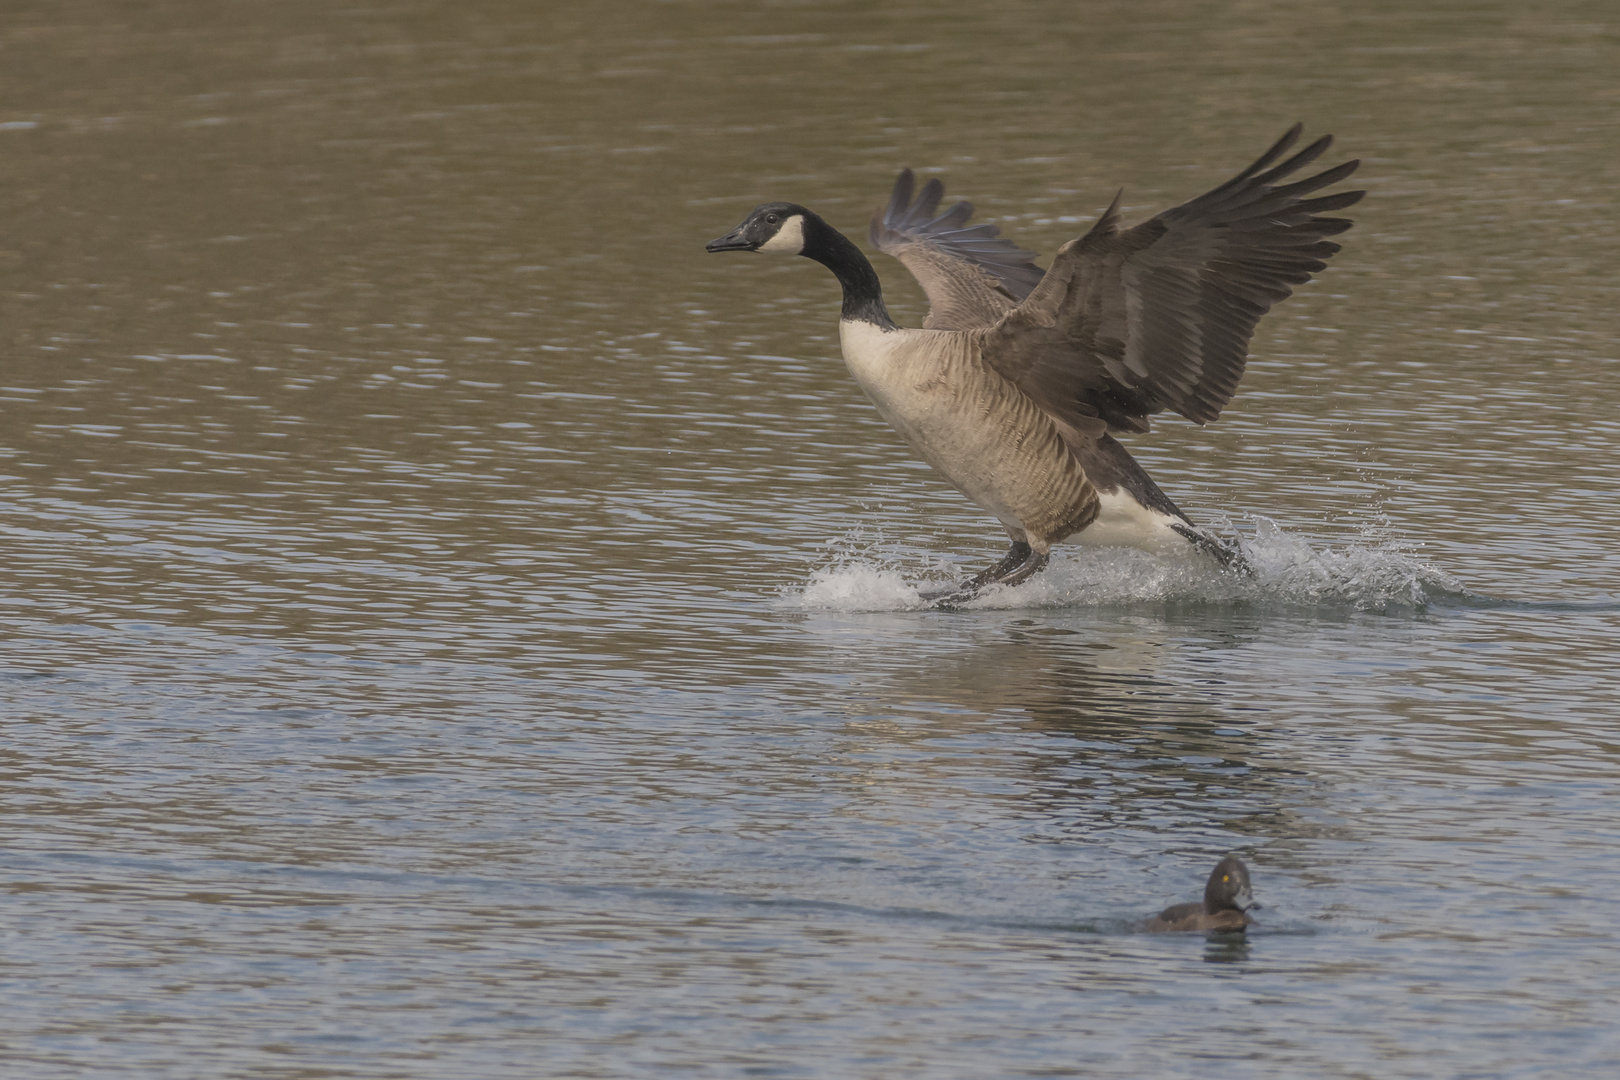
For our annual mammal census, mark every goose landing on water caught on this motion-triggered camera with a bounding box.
[706,126,1363,599]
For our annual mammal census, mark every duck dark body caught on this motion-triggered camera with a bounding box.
[1144,855,1258,933]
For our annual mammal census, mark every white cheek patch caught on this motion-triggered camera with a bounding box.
[757,214,805,254]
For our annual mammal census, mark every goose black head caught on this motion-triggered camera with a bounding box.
[1205,855,1257,914]
[706,202,813,255]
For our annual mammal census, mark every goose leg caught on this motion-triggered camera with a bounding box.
[991,545,1049,587]
[922,540,1050,603]
[967,540,1035,588]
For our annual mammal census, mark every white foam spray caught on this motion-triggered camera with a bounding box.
[783,517,1467,614]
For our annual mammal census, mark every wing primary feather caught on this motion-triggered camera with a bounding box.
[1188,124,1304,207]
[887,170,915,224]
[1293,190,1366,215]
[908,178,946,225]
[927,201,975,231]
[1251,158,1361,204]
[982,127,1361,433]
[872,169,915,251]
[1241,123,1304,179]
[1247,133,1335,188]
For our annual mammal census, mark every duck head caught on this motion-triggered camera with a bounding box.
[1205,855,1258,915]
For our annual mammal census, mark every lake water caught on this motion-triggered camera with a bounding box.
[3,2,1620,1077]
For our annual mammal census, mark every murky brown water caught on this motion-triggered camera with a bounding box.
[4,2,1620,1077]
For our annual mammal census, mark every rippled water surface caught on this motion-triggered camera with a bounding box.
[4,2,1620,1077]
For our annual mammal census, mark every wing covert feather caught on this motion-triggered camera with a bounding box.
[871,170,1046,330]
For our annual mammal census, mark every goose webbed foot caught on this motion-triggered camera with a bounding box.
[920,541,1050,603]
[1171,523,1254,577]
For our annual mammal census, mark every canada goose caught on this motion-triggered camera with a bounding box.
[1143,855,1259,934]
[706,126,1363,596]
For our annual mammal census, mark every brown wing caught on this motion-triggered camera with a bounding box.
[982,125,1364,434]
[869,169,1046,331]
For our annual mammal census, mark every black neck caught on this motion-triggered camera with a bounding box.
[801,214,896,329]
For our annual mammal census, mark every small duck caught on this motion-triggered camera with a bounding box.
[1144,855,1258,933]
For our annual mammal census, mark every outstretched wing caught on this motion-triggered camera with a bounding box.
[983,125,1364,434]
[869,169,1046,331]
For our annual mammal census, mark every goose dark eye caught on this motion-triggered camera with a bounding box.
[765,213,780,225]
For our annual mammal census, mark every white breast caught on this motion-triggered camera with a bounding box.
[836,320,963,451]
[839,319,916,400]
[837,319,1044,534]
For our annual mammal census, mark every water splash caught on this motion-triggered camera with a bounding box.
[786,517,1469,614]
